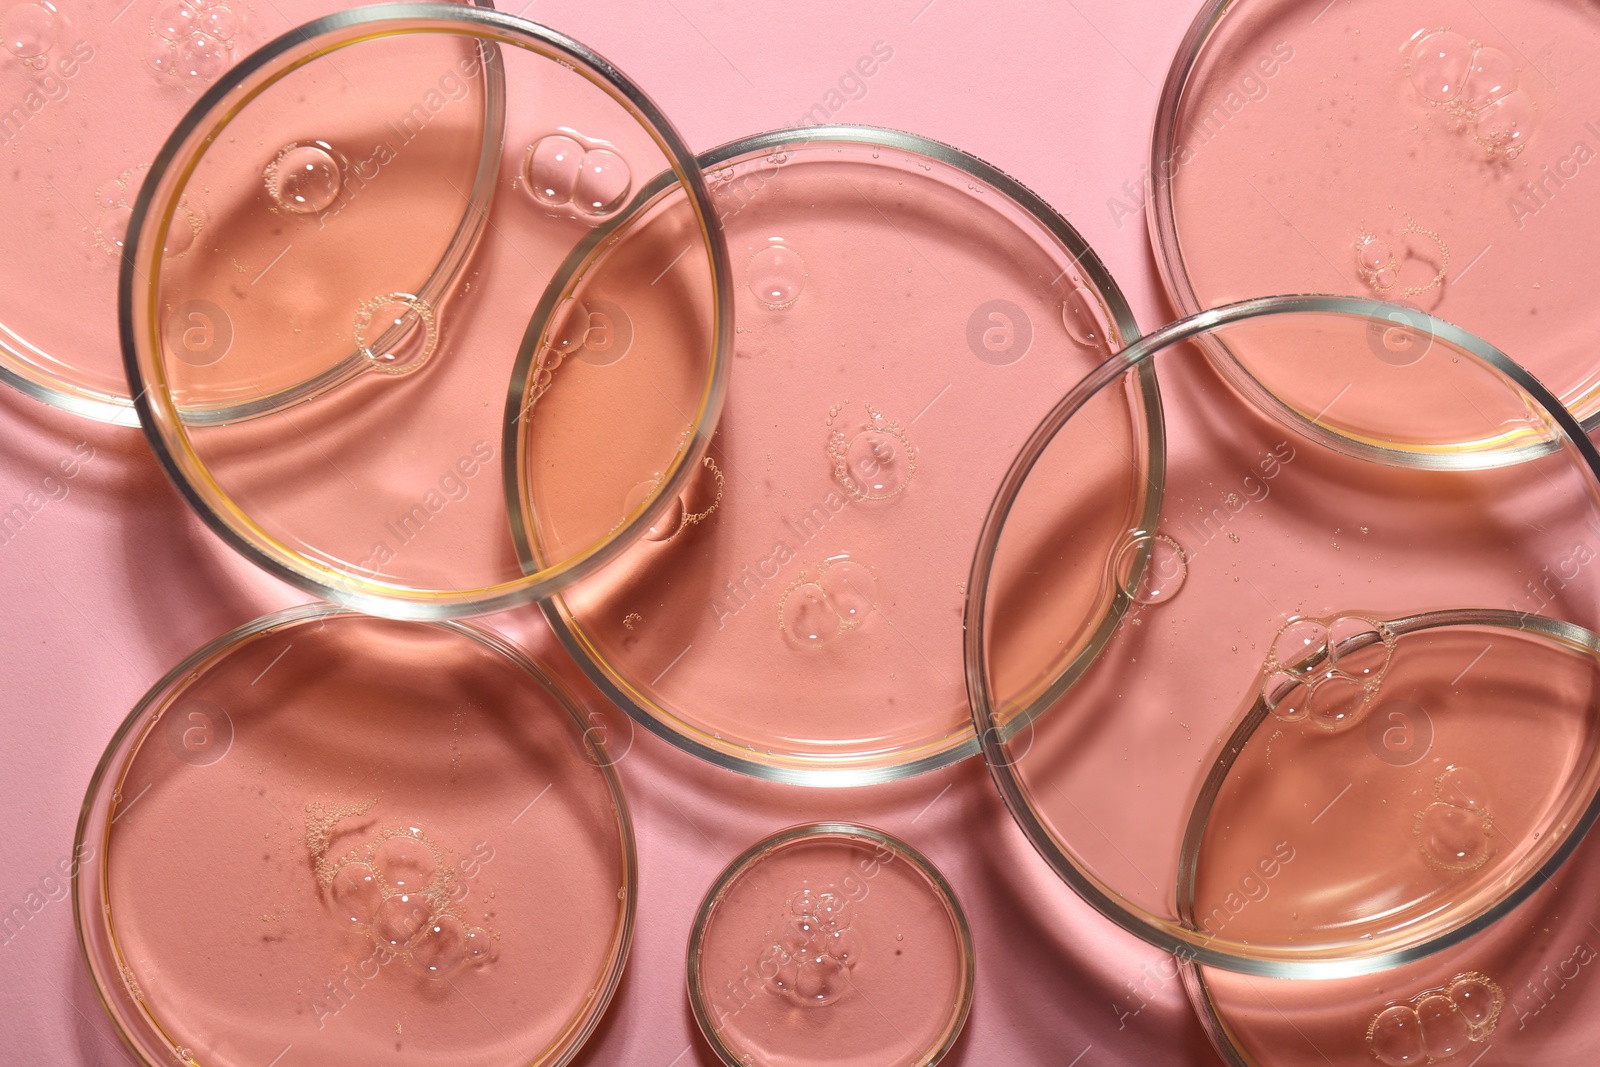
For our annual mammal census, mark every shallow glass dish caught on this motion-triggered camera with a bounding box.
[0,0,500,422]
[1150,0,1600,430]
[523,125,1157,784]
[74,604,635,1067]
[687,823,974,1067]
[970,296,1600,975]
[123,3,731,617]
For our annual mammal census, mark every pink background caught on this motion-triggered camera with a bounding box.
[0,0,1228,1062]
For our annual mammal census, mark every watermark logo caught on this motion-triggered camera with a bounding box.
[966,299,1032,365]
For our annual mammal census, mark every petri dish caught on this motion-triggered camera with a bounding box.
[686,823,974,1067]
[73,604,635,1067]
[520,125,1156,784]
[1150,0,1600,430]
[0,0,501,423]
[970,296,1600,975]
[1183,644,1600,1065]
[123,4,731,618]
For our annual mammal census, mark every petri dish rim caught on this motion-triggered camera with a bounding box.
[524,122,1159,787]
[70,601,639,1067]
[120,2,735,620]
[684,821,976,1067]
[966,294,1600,978]
[1146,0,1600,434]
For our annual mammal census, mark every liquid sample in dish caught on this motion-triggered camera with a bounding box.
[78,608,633,1067]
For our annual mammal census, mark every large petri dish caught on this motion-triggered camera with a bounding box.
[521,125,1156,784]
[73,604,635,1067]
[1183,639,1600,1064]
[124,4,731,618]
[1150,0,1600,430]
[686,823,974,1067]
[0,0,500,423]
[971,296,1600,975]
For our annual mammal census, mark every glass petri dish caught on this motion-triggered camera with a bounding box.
[73,604,635,1067]
[970,296,1600,976]
[0,0,501,423]
[1150,0,1600,431]
[521,125,1155,784]
[686,823,974,1067]
[1183,638,1600,1065]
[123,4,730,618]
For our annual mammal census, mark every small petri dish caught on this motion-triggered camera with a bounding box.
[0,0,501,423]
[687,823,974,1067]
[1150,0,1600,431]
[124,4,731,618]
[971,296,1600,975]
[1183,647,1600,1064]
[73,604,635,1067]
[521,125,1156,784]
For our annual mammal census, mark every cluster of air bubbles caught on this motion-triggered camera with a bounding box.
[618,456,725,542]
[1366,971,1503,1065]
[146,0,242,85]
[763,883,861,1007]
[777,555,877,649]
[1261,614,1397,731]
[1416,765,1493,872]
[1405,29,1536,159]
[826,401,917,501]
[747,239,807,309]
[353,292,437,376]
[264,142,344,216]
[305,802,494,979]
[520,129,632,219]
[2,1,57,68]
[1355,215,1449,298]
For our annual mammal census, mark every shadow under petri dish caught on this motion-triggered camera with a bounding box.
[75,607,634,1067]
[525,126,1156,783]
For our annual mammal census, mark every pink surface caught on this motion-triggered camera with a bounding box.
[0,1,1229,1064]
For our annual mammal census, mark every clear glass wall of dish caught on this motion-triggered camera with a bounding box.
[970,296,1600,975]
[510,124,1159,785]
[121,4,732,618]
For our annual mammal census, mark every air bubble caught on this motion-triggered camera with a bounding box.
[825,926,861,966]
[573,148,632,216]
[2,1,55,59]
[1061,286,1109,349]
[265,143,342,215]
[781,583,840,648]
[844,429,911,499]
[1415,994,1471,1059]
[1328,615,1390,680]
[1355,235,1393,274]
[374,833,436,890]
[151,0,194,41]
[1308,673,1368,732]
[523,134,584,207]
[813,890,848,925]
[197,5,236,41]
[1437,766,1490,812]
[1417,802,1492,870]
[96,205,132,255]
[354,293,437,375]
[770,955,799,996]
[1263,670,1310,722]
[411,914,467,975]
[790,888,819,918]
[1271,618,1329,673]
[1449,973,1503,1032]
[795,953,848,1005]
[176,32,228,82]
[145,36,176,74]
[747,242,806,309]
[1367,1004,1425,1066]
[818,559,875,625]
[1475,92,1536,158]
[1406,30,1473,104]
[328,863,382,925]
[462,926,492,964]
[163,207,198,257]
[643,495,684,542]
[373,893,431,949]
[1113,532,1187,605]
[1460,47,1517,112]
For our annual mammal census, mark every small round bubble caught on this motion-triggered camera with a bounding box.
[523,135,584,208]
[1309,673,1368,732]
[177,32,229,82]
[197,5,236,41]
[145,36,177,75]
[1263,671,1310,722]
[1061,286,1108,349]
[795,953,848,1005]
[1475,92,1536,157]
[1417,802,1491,870]
[1368,1004,1425,1066]
[845,430,913,500]
[819,561,875,626]
[770,955,799,995]
[1407,30,1473,104]
[354,293,437,375]
[97,205,133,255]
[411,914,467,975]
[1271,617,1329,672]
[1415,993,1471,1059]
[1114,532,1187,605]
[1437,766,1490,812]
[1449,973,1503,1031]
[2,1,55,59]
[462,926,492,964]
[642,495,684,542]
[266,143,342,215]
[373,893,431,949]
[151,0,195,41]
[328,863,382,925]
[782,584,841,648]
[813,890,848,924]
[747,243,807,309]
[1356,235,1393,274]
[374,833,436,890]
[790,888,819,918]
[1460,46,1517,111]
[1328,615,1390,680]
[573,148,632,216]
[163,210,197,257]
[825,926,861,967]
